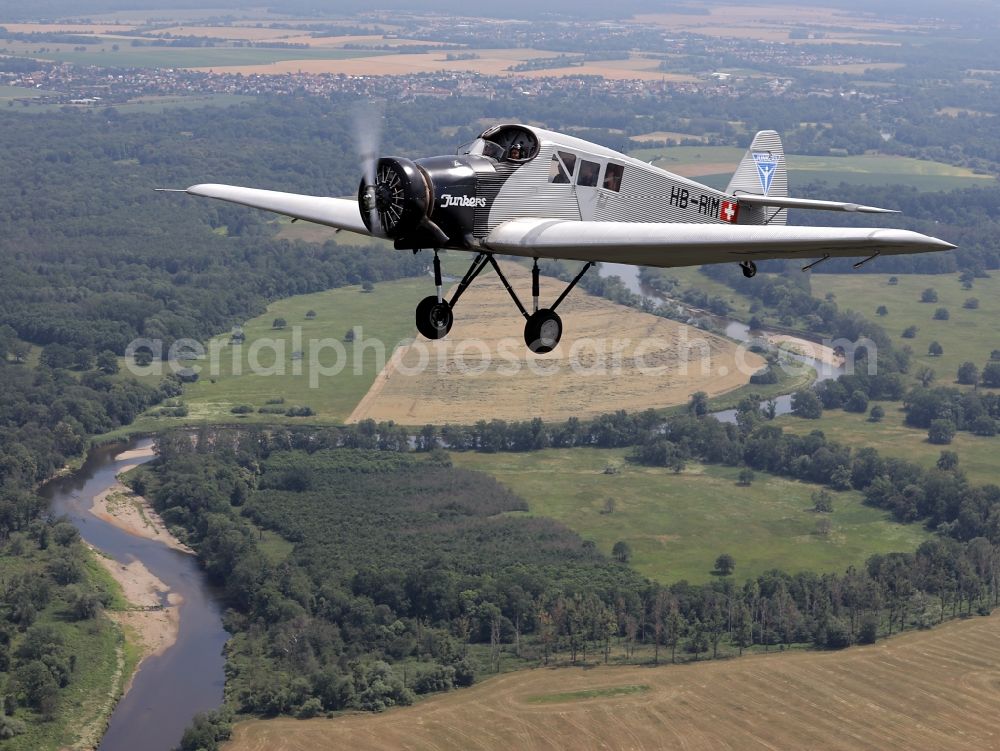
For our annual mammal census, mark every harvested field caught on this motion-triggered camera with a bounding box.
[189,50,698,80]
[347,263,762,425]
[631,131,706,143]
[634,5,925,43]
[225,611,1000,751]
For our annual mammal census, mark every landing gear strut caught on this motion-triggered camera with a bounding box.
[413,251,592,354]
[740,260,757,278]
[415,252,453,339]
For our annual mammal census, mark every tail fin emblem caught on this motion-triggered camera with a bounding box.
[752,152,780,195]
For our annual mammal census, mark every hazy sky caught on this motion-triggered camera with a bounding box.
[0,0,992,23]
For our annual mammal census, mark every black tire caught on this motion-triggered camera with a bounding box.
[415,295,453,340]
[741,261,757,278]
[523,309,563,354]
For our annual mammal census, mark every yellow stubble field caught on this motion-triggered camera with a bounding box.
[225,612,1000,751]
[347,263,761,425]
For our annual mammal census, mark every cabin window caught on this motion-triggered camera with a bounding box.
[577,160,600,187]
[549,151,577,184]
[603,163,624,192]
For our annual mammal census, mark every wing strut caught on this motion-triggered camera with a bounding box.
[801,254,831,272]
[853,251,881,269]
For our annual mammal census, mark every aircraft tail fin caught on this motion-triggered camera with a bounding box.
[726,130,788,225]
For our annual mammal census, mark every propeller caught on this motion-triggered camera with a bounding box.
[353,99,386,236]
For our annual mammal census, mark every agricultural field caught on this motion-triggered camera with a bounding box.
[223,611,1000,751]
[628,146,995,191]
[634,4,940,44]
[347,263,762,425]
[124,261,758,430]
[777,405,999,486]
[451,447,927,584]
[810,272,1000,376]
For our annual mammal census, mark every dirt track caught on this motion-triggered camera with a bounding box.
[226,612,1000,751]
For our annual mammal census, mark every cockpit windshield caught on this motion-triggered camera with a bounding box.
[462,125,539,164]
[460,138,506,161]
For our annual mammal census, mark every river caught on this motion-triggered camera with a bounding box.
[597,262,845,422]
[39,438,228,751]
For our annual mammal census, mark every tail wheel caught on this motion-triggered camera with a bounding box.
[524,309,562,354]
[415,295,453,340]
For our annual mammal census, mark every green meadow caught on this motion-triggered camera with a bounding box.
[810,271,1000,377]
[124,277,432,431]
[452,448,928,584]
[777,405,999,486]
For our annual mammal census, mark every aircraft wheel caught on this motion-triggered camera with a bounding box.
[415,295,453,340]
[524,309,563,354]
[740,261,757,278]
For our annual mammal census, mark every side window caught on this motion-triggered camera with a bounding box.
[548,151,577,184]
[577,160,600,188]
[603,163,624,192]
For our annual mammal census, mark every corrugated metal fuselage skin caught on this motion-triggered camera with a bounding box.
[405,126,759,252]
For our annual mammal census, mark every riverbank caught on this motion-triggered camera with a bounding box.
[87,446,191,682]
[88,447,193,555]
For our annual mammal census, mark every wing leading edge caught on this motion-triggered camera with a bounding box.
[183,184,370,236]
[484,218,955,269]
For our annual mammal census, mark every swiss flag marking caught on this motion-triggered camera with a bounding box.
[720,200,739,224]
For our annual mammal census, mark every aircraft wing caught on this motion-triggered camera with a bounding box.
[176,183,371,235]
[484,219,955,268]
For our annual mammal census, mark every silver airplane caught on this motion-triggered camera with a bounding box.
[170,124,955,353]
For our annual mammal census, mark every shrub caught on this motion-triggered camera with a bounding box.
[876,305,888,316]
[928,341,943,357]
[933,307,949,321]
[928,418,956,444]
[920,288,938,303]
[844,390,869,413]
[982,363,1000,387]
[869,405,885,422]
[858,614,879,644]
[230,404,254,414]
[964,298,979,309]
[901,325,918,339]
[957,362,979,385]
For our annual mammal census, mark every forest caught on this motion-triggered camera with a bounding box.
[131,416,1000,727]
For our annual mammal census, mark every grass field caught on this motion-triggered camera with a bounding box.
[777,405,999,486]
[628,146,995,191]
[451,448,927,584]
[810,272,1000,376]
[0,84,59,100]
[124,278,429,430]
[1,42,385,69]
[223,611,1000,751]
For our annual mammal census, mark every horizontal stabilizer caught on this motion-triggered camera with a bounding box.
[178,183,370,236]
[735,194,898,214]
